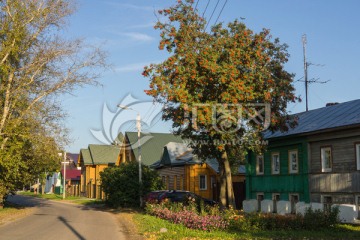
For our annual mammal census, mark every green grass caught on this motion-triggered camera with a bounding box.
[17,191,104,205]
[133,213,360,240]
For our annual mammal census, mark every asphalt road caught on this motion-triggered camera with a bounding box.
[0,195,127,240]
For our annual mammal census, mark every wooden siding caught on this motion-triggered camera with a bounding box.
[246,139,310,202]
[185,164,217,200]
[157,163,218,200]
[157,166,185,190]
[309,133,360,173]
[308,128,360,203]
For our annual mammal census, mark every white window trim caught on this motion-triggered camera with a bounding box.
[256,155,264,175]
[356,144,360,170]
[288,150,298,174]
[271,152,280,174]
[199,175,207,190]
[321,146,332,172]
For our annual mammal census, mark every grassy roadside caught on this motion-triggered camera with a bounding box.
[18,191,104,205]
[0,203,34,226]
[132,212,360,240]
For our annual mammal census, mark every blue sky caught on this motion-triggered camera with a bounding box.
[61,0,360,153]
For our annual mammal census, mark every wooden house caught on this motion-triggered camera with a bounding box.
[151,142,246,208]
[117,132,183,166]
[78,144,120,199]
[245,99,360,221]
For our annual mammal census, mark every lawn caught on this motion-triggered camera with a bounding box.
[17,191,104,205]
[133,213,360,240]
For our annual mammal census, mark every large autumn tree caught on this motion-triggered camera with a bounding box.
[144,0,298,208]
[0,0,106,201]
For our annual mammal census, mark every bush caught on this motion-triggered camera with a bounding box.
[303,206,340,230]
[228,206,340,232]
[100,162,163,207]
[145,201,228,231]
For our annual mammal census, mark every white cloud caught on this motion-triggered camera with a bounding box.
[115,61,160,73]
[122,32,154,42]
[104,2,155,12]
[115,63,147,73]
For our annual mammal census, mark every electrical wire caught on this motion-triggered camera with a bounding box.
[205,0,220,31]
[213,0,228,26]
[202,0,210,18]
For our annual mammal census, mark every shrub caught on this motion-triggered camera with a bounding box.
[228,206,340,232]
[100,162,164,207]
[145,201,228,231]
[303,206,340,230]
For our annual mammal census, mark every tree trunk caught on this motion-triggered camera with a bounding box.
[219,162,227,209]
[222,151,236,208]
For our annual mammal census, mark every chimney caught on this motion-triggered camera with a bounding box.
[326,102,339,107]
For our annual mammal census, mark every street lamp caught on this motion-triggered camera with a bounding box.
[61,151,68,199]
[117,104,143,207]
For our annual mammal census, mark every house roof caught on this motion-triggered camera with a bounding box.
[125,132,184,166]
[80,148,93,165]
[66,153,79,165]
[60,169,81,180]
[88,144,120,165]
[151,142,245,174]
[265,99,360,139]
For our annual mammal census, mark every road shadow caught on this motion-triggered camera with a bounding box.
[58,216,86,240]
[6,195,51,208]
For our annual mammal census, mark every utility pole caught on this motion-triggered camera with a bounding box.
[302,34,309,112]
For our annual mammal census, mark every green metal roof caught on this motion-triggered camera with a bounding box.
[80,148,93,165]
[88,144,120,165]
[125,132,184,166]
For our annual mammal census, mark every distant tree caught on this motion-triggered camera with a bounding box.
[143,0,298,208]
[100,162,164,208]
[0,0,107,202]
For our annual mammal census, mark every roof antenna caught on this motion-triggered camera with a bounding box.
[301,34,330,112]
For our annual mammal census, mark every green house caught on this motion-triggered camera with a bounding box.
[246,136,310,207]
[245,99,360,217]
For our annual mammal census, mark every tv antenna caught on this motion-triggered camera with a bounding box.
[301,34,329,112]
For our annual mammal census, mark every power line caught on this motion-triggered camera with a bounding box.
[213,0,228,26]
[202,0,210,18]
[205,0,220,31]
[194,0,200,11]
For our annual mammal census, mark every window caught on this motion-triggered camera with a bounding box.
[271,152,280,174]
[356,144,360,170]
[322,196,332,213]
[289,194,299,214]
[272,193,280,213]
[288,150,298,174]
[256,155,264,175]
[356,196,360,219]
[321,146,332,172]
[199,175,207,190]
[257,193,264,212]
[211,176,216,189]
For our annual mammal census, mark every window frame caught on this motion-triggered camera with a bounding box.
[321,146,332,172]
[256,155,264,175]
[199,174,207,190]
[272,193,280,213]
[355,143,360,170]
[271,152,280,174]
[256,193,264,212]
[288,150,299,174]
[289,193,299,214]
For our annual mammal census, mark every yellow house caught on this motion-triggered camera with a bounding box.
[78,144,121,199]
[151,142,246,208]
